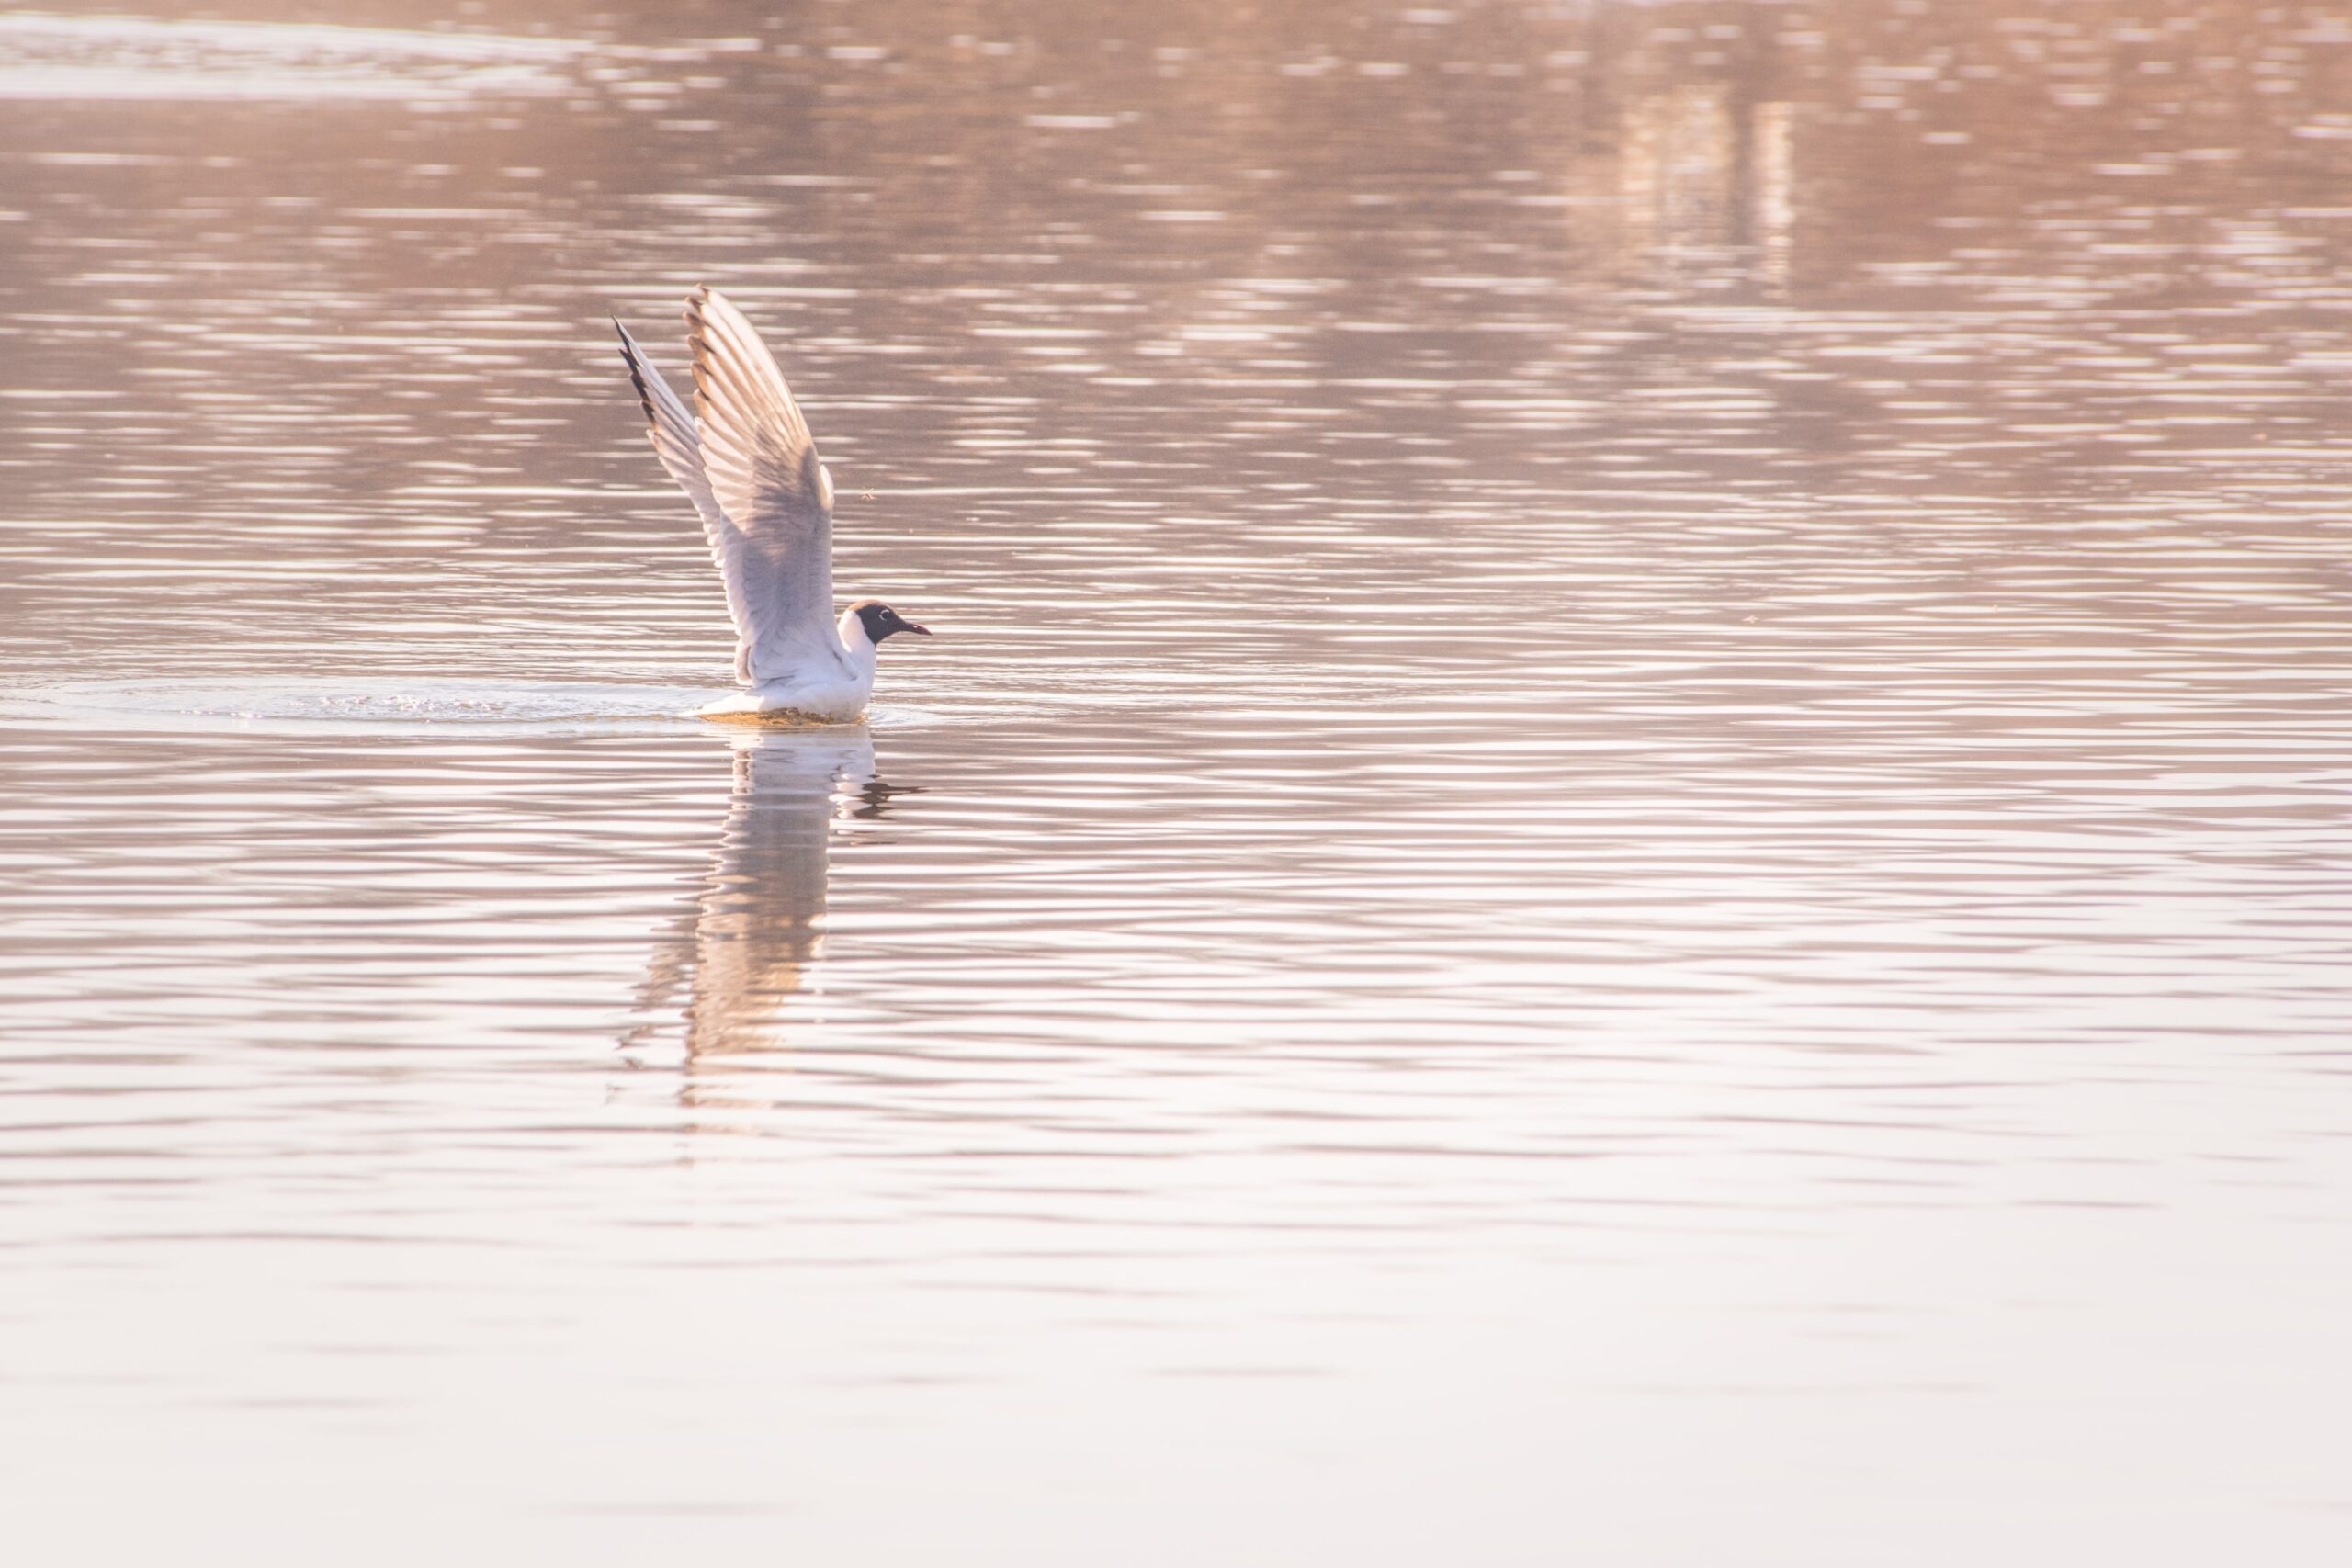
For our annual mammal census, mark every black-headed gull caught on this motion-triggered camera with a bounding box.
[615,286,928,721]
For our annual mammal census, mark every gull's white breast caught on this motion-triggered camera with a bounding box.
[692,604,878,723]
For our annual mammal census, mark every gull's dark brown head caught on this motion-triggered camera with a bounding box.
[851,599,931,647]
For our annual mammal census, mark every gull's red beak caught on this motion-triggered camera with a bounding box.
[905,620,932,636]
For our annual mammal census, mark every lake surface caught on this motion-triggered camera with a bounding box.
[4,2,2352,1561]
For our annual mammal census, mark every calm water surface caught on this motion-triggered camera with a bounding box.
[4,3,2352,1561]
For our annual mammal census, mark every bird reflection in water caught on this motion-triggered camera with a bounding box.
[626,728,904,1074]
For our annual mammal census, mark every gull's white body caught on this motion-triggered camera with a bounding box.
[692,605,879,720]
[616,288,888,723]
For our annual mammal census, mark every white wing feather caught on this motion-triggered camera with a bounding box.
[684,286,842,683]
[616,321,739,637]
[615,288,841,686]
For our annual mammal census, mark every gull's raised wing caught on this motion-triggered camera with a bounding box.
[615,290,842,686]
[682,286,842,684]
[616,317,760,683]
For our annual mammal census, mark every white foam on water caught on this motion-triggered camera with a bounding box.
[0,14,588,102]
[0,676,715,737]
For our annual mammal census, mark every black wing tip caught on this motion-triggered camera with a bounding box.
[611,321,660,428]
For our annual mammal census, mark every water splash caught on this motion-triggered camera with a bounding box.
[2,676,711,736]
[0,14,589,102]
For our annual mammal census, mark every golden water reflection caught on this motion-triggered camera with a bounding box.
[631,729,886,1067]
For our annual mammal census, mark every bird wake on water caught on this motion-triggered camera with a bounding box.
[615,287,928,724]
